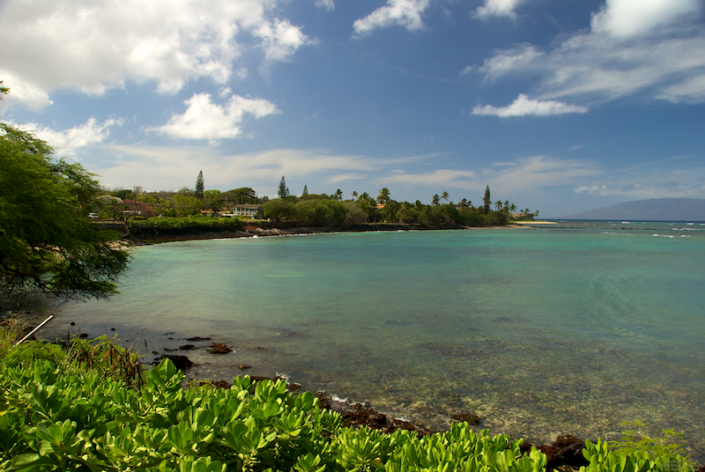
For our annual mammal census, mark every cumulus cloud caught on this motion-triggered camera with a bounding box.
[315,0,335,12]
[17,117,121,157]
[353,0,431,35]
[0,0,312,109]
[473,0,527,20]
[254,18,315,62]
[148,93,280,142]
[469,27,705,104]
[591,0,702,38]
[472,94,588,117]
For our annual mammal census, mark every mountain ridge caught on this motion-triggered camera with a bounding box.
[560,198,705,221]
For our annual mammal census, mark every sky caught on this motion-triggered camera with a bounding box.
[1,0,704,217]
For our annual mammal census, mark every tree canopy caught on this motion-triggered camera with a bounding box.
[195,170,204,199]
[0,123,129,301]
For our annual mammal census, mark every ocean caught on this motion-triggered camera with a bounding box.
[40,220,705,458]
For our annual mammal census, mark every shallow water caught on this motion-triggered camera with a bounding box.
[41,222,705,459]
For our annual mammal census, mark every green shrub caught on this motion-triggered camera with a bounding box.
[128,216,242,231]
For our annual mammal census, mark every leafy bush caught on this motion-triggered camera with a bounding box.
[581,438,695,472]
[128,216,242,231]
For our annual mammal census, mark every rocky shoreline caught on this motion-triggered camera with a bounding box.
[107,221,508,245]
[9,314,705,472]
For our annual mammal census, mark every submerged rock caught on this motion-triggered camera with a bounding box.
[450,413,480,424]
[207,343,232,354]
[185,336,211,342]
[157,354,193,371]
[179,344,197,350]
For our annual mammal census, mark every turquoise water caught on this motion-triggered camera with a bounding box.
[44,222,705,458]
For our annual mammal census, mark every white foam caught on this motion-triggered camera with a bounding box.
[331,394,349,403]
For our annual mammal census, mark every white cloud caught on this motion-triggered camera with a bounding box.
[315,0,335,12]
[353,0,431,36]
[473,0,527,20]
[470,27,705,104]
[254,18,315,62]
[376,156,597,194]
[656,75,705,104]
[148,93,280,142]
[0,0,312,109]
[472,94,588,117]
[326,173,365,184]
[574,165,705,199]
[16,117,121,157]
[591,0,702,38]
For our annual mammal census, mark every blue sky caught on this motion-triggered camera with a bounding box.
[1,0,704,216]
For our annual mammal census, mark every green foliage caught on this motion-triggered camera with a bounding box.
[483,186,491,214]
[580,438,695,472]
[128,216,242,231]
[278,176,290,199]
[195,171,204,199]
[609,421,692,461]
[0,123,129,301]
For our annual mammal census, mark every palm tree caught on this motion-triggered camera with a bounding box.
[460,198,468,207]
[504,200,509,211]
[352,191,358,200]
[359,192,371,202]
[432,194,440,206]
[441,191,449,204]
[510,203,516,213]
[534,210,540,218]
[377,187,390,205]
[495,200,503,211]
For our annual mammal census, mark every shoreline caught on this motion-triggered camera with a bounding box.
[119,221,528,245]
[9,310,705,469]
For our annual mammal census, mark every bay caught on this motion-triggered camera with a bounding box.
[42,221,705,459]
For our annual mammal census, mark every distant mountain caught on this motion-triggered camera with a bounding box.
[560,198,705,221]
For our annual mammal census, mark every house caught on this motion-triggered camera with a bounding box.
[231,204,262,218]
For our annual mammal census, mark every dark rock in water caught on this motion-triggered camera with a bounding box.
[152,350,159,355]
[167,337,174,340]
[110,328,115,331]
[179,344,197,350]
[524,434,588,471]
[398,421,416,431]
[316,391,331,410]
[207,343,232,354]
[450,413,480,424]
[373,413,387,425]
[78,333,89,339]
[70,322,76,326]
[185,336,211,342]
[288,382,301,392]
[157,354,193,370]
[237,364,252,370]
[255,346,270,352]
[552,435,587,469]
[163,347,178,352]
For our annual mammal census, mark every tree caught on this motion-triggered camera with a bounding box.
[302,185,308,196]
[351,191,358,200]
[495,200,503,211]
[377,188,390,205]
[483,186,491,214]
[0,81,8,96]
[278,176,289,199]
[432,194,440,206]
[335,189,343,201]
[0,123,129,300]
[441,191,449,204]
[195,170,204,198]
